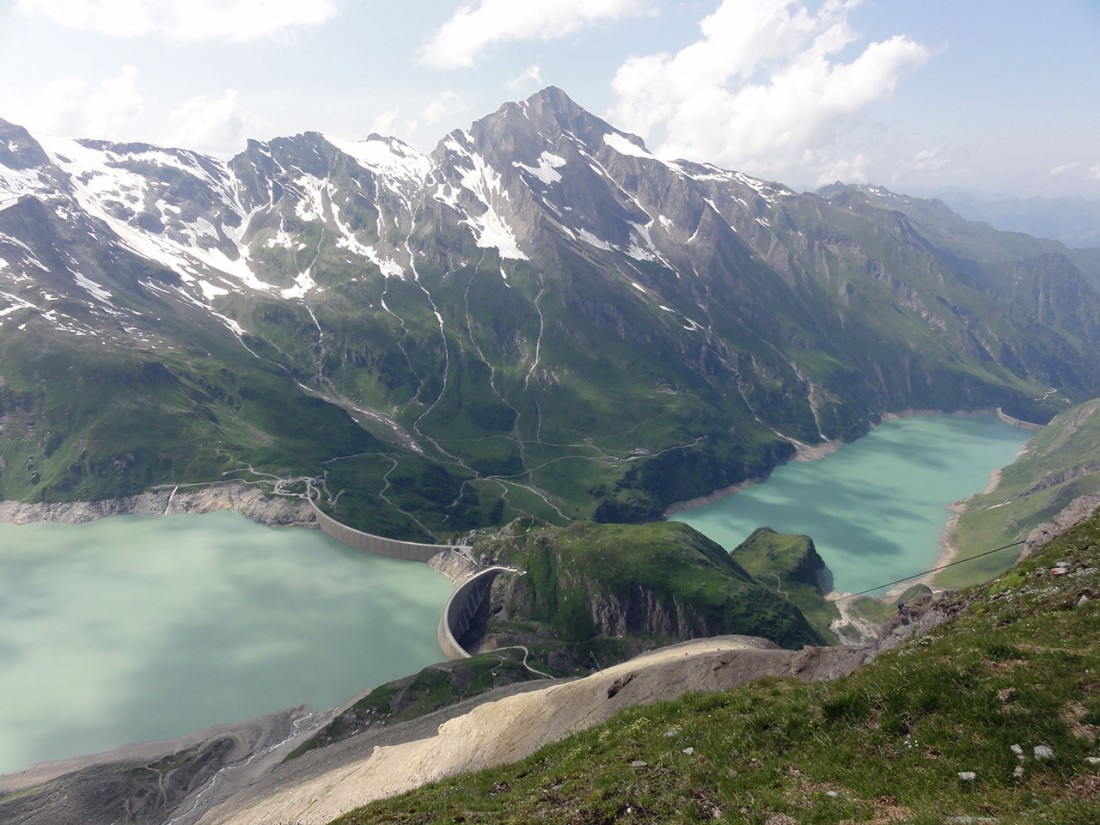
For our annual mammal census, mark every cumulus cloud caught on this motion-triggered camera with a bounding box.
[6,65,143,140]
[814,152,869,187]
[419,0,651,69]
[421,91,465,126]
[609,0,929,183]
[15,0,340,42]
[369,109,401,137]
[507,65,543,90]
[911,147,949,171]
[168,90,258,156]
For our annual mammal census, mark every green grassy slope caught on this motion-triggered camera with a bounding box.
[470,520,826,674]
[729,527,840,643]
[334,509,1100,825]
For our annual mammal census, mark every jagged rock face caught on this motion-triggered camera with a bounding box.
[1024,493,1100,557]
[476,520,825,655]
[491,573,711,641]
[2,91,1099,532]
[589,581,713,639]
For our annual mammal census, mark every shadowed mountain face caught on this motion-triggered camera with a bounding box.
[2,88,1099,536]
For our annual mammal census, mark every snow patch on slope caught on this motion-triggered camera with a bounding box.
[437,134,528,260]
[0,162,53,211]
[73,273,113,304]
[578,229,614,252]
[603,132,657,160]
[43,136,277,293]
[325,135,431,186]
[513,151,566,185]
[670,161,792,205]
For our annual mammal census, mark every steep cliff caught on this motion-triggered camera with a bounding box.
[466,519,824,671]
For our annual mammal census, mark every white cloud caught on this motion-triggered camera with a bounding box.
[911,147,948,171]
[15,0,340,42]
[168,90,258,156]
[369,109,401,137]
[1087,164,1100,182]
[1049,161,1079,176]
[421,91,464,126]
[419,0,652,69]
[609,0,929,184]
[6,65,143,140]
[507,65,543,90]
[814,152,869,186]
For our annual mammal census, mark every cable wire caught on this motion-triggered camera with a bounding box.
[836,539,1027,601]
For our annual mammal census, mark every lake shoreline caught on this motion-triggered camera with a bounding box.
[668,408,1029,603]
[909,440,1032,596]
[0,481,316,528]
[663,407,1001,519]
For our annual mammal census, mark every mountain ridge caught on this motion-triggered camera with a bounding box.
[2,88,1099,534]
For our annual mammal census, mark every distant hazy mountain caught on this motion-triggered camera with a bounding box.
[2,88,1100,537]
[936,190,1100,250]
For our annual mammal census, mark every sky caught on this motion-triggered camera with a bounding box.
[0,0,1098,199]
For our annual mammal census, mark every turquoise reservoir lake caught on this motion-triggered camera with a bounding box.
[673,415,1031,595]
[0,510,453,777]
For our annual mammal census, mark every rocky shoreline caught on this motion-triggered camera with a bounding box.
[0,482,317,528]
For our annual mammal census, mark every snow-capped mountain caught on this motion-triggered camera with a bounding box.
[2,88,1099,536]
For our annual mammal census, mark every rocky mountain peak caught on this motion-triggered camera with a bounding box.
[2,92,1099,537]
[0,119,52,171]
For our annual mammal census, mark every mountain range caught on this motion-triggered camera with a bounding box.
[3,87,1100,538]
[937,189,1100,250]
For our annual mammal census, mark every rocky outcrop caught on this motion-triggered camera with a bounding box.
[0,482,316,528]
[874,591,966,651]
[1022,492,1100,558]
[589,582,712,639]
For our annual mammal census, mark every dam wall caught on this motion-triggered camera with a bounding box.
[437,567,512,661]
[308,496,467,563]
[996,407,1046,431]
[307,489,501,661]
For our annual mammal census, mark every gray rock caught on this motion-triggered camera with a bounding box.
[1034,744,1055,760]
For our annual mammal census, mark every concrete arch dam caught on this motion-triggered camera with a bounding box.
[437,566,515,661]
[308,496,469,562]
[307,492,509,660]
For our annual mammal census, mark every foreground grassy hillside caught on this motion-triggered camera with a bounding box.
[336,509,1100,824]
[943,397,1100,588]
